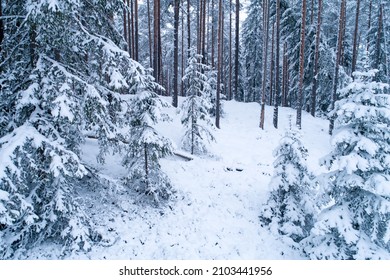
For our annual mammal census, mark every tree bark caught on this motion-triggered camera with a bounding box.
[367,0,372,52]
[216,0,223,129]
[181,3,185,96]
[134,0,139,61]
[173,0,180,108]
[296,0,307,129]
[374,4,383,74]
[235,0,240,101]
[130,0,135,59]
[260,0,270,129]
[123,0,128,52]
[329,0,346,135]
[187,0,191,59]
[282,42,289,107]
[153,0,161,85]
[147,0,153,67]
[269,23,275,106]
[310,0,322,117]
[211,0,215,68]
[229,1,233,101]
[273,0,281,129]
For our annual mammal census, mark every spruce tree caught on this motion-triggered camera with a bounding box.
[181,49,215,155]
[260,119,317,244]
[122,75,174,205]
[303,70,390,259]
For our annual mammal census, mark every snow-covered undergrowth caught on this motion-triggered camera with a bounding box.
[26,99,333,259]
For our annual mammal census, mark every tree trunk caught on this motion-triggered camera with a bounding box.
[310,0,322,117]
[374,4,383,74]
[187,0,191,58]
[127,0,134,58]
[130,0,135,59]
[211,0,215,68]
[144,143,149,190]
[282,42,289,107]
[367,0,372,52]
[153,0,161,85]
[273,0,281,129]
[329,0,346,135]
[296,0,307,129]
[173,0,180,108]
[181,3,185,96]
[351,0,360,75]
[134,0,139,61]
[229,1,233,101]
[147,0,153,67]
[216,0,223,129]
[235,0,240,101]
[269,23,275,106]
[202,0,207,63]
[260,0,270,129]
[123,0,128,52]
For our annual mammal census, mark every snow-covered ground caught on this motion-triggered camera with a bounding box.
[28,99,331,259]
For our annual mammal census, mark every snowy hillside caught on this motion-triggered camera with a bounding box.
[25,100,333,260]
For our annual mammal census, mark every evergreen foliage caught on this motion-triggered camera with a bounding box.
[260,118,317,244]
[181,49,215,155]
[0,0,169,257]
[303,70,390,259]
[123,76,174,205]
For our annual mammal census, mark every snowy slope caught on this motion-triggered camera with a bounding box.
[27,99,331,260]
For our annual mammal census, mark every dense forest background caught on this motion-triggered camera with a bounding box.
[0,0,389,260]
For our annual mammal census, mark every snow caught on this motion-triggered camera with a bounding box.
[26,99,331,260]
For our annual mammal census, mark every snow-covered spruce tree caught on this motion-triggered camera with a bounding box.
[122,77,174,206]
[260,118,317,244]
[181,49,215,155]
[303,70,390,260]
[0,0,149,258]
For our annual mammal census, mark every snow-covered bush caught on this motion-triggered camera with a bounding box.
[260,120,317,244]
[303,70,390,259]
[181,49,215,155]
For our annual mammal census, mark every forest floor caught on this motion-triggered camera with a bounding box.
[28,98,331,259]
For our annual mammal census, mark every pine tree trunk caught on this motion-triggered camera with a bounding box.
[153,0,161,85]
[367,0,372,52]
[123,0,128,52]
[296,0,307,130]
[173,0,180,108]
[282,42,288,107]
[273,0,281,129]
[229,2,233,101]
[181,4,185,96]
[374,4,383,74]
[147,0,153,68]
[134,0,139,61]
[197,0,201,55]
[144,143,149,190]
[269,23,275,106]
[216,0,223,129]
[329,0,346,135]
[202,0,207,63]
[260,0,270,129]
[127,0,131,57]
[187,0,191,58]
[211,0,215,68]
[235,0,240,101]
[310,0,322,117]
[351,0,360,75]
[131,0,135,59]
